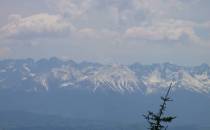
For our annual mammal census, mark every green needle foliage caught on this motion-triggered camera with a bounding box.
[143,83,176,130]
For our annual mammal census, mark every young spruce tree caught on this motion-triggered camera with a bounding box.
[143,83,176,130]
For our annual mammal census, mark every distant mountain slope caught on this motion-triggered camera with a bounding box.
[0,58,209,93]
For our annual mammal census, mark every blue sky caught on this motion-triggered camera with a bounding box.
[0,0,210,65]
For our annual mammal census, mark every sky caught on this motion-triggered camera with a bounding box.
[0,0,210,65]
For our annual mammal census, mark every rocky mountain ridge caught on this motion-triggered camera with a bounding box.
[0,58,209,94]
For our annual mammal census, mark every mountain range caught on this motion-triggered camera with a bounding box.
[0,57,210,94]
[0,58,210,130]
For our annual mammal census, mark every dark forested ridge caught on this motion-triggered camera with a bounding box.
[0,111,209,130]
[0,89,210,130]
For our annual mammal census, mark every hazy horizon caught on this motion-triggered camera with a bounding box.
[0,57,210,67]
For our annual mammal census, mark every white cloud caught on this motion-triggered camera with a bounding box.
[125,19,201,43]
[0,0,209,46]
[0,13,75,40]
[49,0,93,19]
[132,0,196,19]
[0,12,121,42]
[74,28,121,42]
[0,47,11,57]
[201,21,210,28]
[76,28,99,39]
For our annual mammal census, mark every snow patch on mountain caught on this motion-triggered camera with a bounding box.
[34,75,49,91]
[23,64,31,72]
[52,65,86,82]
[89,64,140,93]
[0,69,6,73]
[180,71,210,93]
[60,82,74,88]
